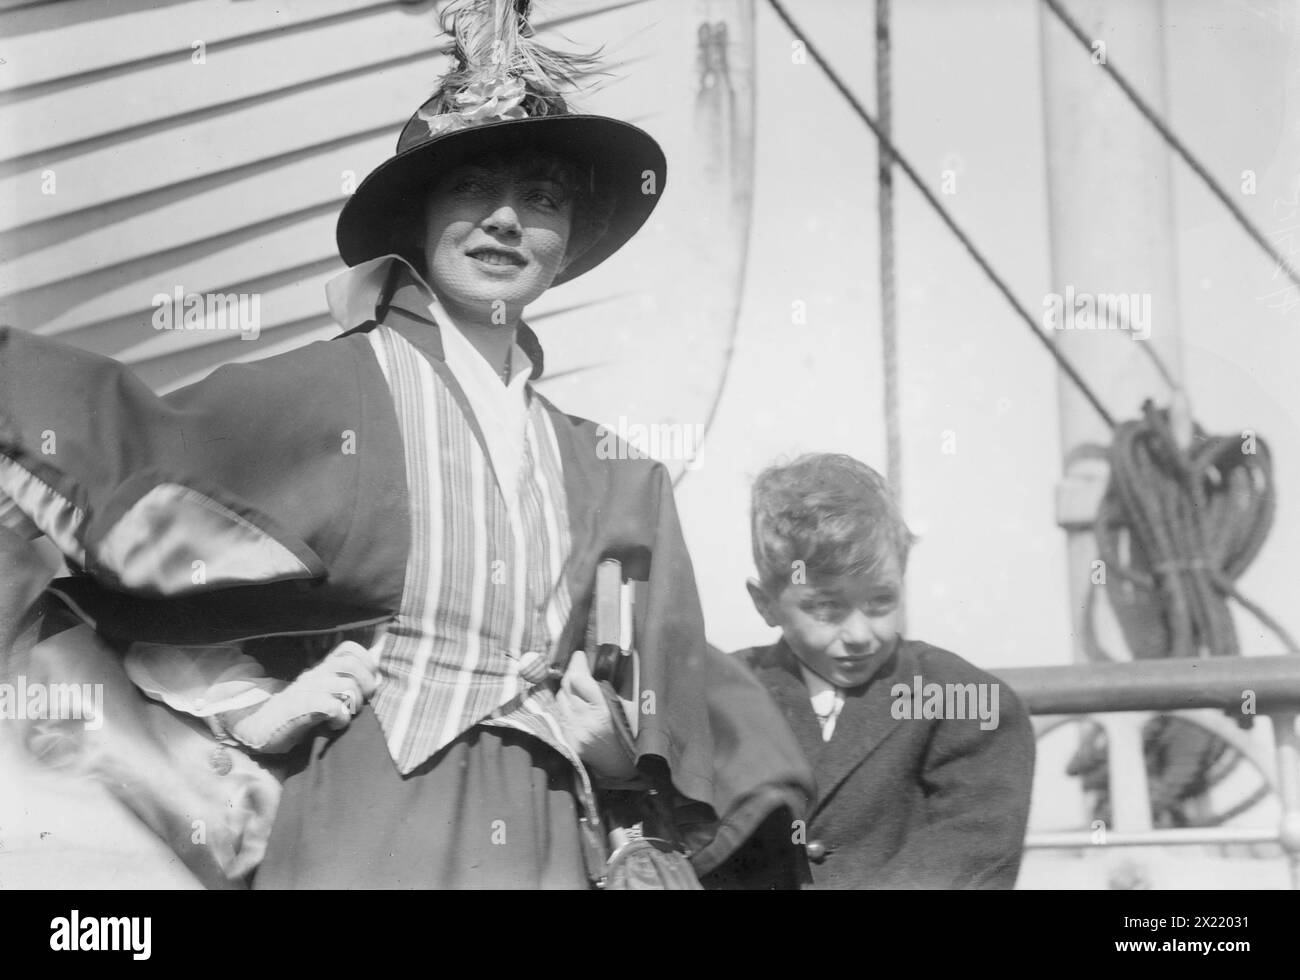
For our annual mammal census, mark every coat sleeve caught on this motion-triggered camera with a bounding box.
[691,645,815,885]
[624,462,716,808]
[542,413,817,878]
[876,678,1036,889]
[0,326,326,598]
[0,326,412,645]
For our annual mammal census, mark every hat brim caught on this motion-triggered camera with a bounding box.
[336,115,667,286]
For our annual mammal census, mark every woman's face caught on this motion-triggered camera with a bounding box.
[419,152,575,324]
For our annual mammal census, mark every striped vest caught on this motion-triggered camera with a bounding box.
[364,323,576,774]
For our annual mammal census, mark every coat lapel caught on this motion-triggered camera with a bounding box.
[811,643,912,813]
[536,395,609,661]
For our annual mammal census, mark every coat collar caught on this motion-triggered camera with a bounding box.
[747,640,826,765]
[328,253,546,378]
[749,638,912,815]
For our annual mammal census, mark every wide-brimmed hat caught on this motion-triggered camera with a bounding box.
[336,1,667,287]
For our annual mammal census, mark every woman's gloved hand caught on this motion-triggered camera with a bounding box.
[554,650,638,781]
[216,641,380,753]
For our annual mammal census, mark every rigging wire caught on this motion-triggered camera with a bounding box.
[764,0,1117,430]
[1041,0,1300,293]
[875,0,905,631]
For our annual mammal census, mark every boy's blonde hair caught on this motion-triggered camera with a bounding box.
[751,453,915,596]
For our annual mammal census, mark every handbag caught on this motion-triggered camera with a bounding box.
[598,784,703,890]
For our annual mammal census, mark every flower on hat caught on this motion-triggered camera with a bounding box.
[416,74,528,137]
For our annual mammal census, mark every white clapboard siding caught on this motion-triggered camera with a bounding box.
[0,2,640,155]
[122,273,342,364]
[25,210,340,337]
[0,11,446,162]
[0,132,392,294]
[0,0,398,92]
[0,41,647,234]
[41,273,346,372]
[0,61,435,232]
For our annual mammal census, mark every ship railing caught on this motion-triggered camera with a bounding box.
[996,655,1300,889]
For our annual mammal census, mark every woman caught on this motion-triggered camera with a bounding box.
[0,0,811,888]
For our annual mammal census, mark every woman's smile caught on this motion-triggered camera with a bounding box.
[465,244,527,269]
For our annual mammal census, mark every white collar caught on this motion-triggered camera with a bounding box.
[799,663,845,741]
[325,254,533,382]
[325,254,535,500]
[325,254,426,333]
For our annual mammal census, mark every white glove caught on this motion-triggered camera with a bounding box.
[553,650,638,781]
[217,641,380,753]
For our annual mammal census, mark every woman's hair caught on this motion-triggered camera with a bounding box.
[750,453,916,596]
[401,146,615,277]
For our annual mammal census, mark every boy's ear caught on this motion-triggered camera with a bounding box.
[746,579,780,628]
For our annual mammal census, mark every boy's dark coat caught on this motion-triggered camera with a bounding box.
[734,637,1036,889]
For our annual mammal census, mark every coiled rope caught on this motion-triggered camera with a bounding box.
[1096,401,1296,660]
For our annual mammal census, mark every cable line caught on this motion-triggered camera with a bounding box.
[1042,0,1300,292]
[765,0,1117,430]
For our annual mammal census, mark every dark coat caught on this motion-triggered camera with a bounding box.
[0,318,812,878]
[733,638,1036,888]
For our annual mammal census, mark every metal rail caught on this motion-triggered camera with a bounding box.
[998,656,1300,715]
[996,657,1300,888]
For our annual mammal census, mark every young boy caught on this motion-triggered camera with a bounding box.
[733,453,1036,889]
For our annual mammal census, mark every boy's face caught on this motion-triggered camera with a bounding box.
[419,153,574,321]
[747,561,903,689]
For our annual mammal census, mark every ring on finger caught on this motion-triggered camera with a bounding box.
[332,690,357,714]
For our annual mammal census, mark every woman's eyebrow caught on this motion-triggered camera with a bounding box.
[442,166,494,184]
[519,171,568,188]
